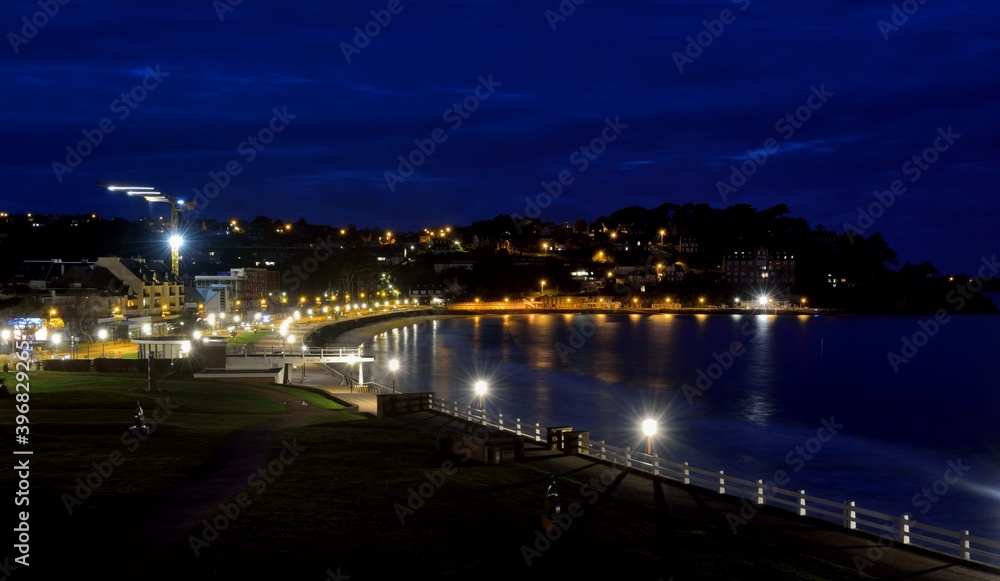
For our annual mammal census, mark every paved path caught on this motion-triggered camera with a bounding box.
[112,384,331,577]
[392,410,1000,581]
[252,320,381,413]
[284,361,378,414]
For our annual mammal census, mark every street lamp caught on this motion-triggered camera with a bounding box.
[51,333,62,359]
[142,323,152,338]
[540,279,546,296]
[389,358,399,394]
[347,354,358,389]
[98,328,108,357]
[474,380,487,410]
[642,419,658,455]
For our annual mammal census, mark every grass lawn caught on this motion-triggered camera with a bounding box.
[228,330,270,345]
[0,371,866,580]
[259,384,348,410]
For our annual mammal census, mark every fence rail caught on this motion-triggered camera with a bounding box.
[265,346,365,358]
[354,382,395,395]
[318,363,347,385]
[423,394,1000,568]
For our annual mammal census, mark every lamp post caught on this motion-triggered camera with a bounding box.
[347,354,358,390]
[389,358,399,394]
[301,344,307,381]
[540,279,546,296]
[98,328,108,357]
[642,419,658,455]
[474,380,487,410]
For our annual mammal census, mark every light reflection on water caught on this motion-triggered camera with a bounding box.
[354,313,1000,541]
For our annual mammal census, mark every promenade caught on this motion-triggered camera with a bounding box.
[392,410,1000,580]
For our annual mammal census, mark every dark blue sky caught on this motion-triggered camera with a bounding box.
[2,0,997,272]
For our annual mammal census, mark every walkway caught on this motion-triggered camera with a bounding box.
[392,410,1000,581]
[283,360,379,414]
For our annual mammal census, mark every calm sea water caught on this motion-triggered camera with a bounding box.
[357,313,1000,541]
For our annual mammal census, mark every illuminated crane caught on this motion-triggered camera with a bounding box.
[103,182,192,275]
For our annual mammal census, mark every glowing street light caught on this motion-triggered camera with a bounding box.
[474,380,488,409]
[642,419,658,455]
[98,328,108,357]
[142,323,152,337]
[389,358,399,393]
[540,279,546,295]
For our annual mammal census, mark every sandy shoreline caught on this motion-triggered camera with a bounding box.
[324,313,472,347]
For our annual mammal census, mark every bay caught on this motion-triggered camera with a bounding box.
[356,312,1000,541]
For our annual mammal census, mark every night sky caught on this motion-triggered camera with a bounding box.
[3,1,997,273]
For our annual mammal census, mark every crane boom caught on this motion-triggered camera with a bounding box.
[102,181,190,275]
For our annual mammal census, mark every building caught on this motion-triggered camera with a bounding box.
[679,236,698,255]
[231,267,281,309]
[722,248,796,286]
[95,257,185,317]
[191,267,280,314]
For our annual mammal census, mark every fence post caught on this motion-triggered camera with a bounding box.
[535,423,540,442]
[652,455,659,477]
[498,412,504,431]
[683,462,691,485]
[844,501,857,529]
[625,447,632,468]
[718,470,725,494]
[600,440,607,461]
[453,401,458,418]
[961,530,971,560]
[797,490,806,516]
[900,514,911,545]
[756,479,765,505]
[516,418,522,436]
